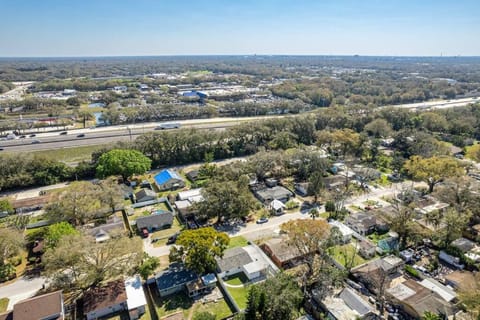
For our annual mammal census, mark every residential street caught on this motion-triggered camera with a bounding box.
[0,276,46,310]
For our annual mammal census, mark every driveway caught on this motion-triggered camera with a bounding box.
[0,276,46,310]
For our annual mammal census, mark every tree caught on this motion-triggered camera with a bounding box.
[281,219,341,296]
[0,228,24,266]
[388,203,416,249]
[403,156,464,193]
[442,208,471,246]
[244,273,303,320]
[309,208,320,220]
[193,312,216,320]
[0,199,13,214]
[137,254,160,280]
[43,233,142,291]
[75,109,93,128]
[307,171,324,204]
[96,149,151,181]
[98,177,124,213]
[45,181,103,226]
[169,228,229,275]
[45,222,79,249]
[458,272,480,319]
[196,178,256,222]
[364,118,392,138]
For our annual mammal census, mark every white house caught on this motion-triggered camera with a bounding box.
[216,245,270,280]
[125,275,147,319]
[329,220,354,243]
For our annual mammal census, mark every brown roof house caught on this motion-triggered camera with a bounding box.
[12,291,65,320]
[83,276,147,320]
[260,238,304,269]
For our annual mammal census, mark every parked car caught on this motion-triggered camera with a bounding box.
[167,232,180,245]
[141,228,149,238]
[59,131,68,135]
[151,237,161,243]
[256,217,269,224]
[77,134,85,138]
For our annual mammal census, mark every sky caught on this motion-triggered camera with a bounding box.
[1,0,479,57]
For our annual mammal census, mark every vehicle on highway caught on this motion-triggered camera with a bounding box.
[29,134,36,137]
[256,217,269,224]
[6,134,16,140]
[19,135,26,139]
[155,123,181,130]
[31,140,41,144]
[77,134,85,138]
[0,148,4,151]
[59,131,68,135]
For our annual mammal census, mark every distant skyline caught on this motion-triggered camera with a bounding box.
[1,0,479,57]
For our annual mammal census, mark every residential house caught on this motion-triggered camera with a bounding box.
[414,196,449,217]
[12,291,65,320]
[329,220,354,244]
[352,256,404,294]
[315,288,375,320]
[186,274,217,298]
[358,240,376,259]
[324,175,346,190]
[186,170,199,182]
[154,170,185,191]
[451,237,476,253]
[12,195,50,214]
[419,278,457,303]
[86,216,125,242]
[125,275,147,320]
[175,189,204,221]
[386,279,457,319]
[345,212,377,236]
[253,185,294,204]
[216,245,270,280]
[155,264,198,297]
[83,277,147,320]
[269,199,286,215]
[135,189,157,203]
[439,251,465,270]
[261,238,303,269]
[83,280,127,320]
[136,211,174,233]
[294,182,310,197]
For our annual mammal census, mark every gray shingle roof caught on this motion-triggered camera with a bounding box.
[216,247,253,272]
[136,212,174,231]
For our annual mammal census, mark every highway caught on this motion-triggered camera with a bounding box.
[1,96,479,153]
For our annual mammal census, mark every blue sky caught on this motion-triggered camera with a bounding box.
[1,0,479,57]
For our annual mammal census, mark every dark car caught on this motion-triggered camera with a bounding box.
[19,135,26,138]
[29,134,36,137]
[59,131,68,135]
[0,148,4,151]
[141,228,149,238]
[77,134,85,138]
[256,217,269,224]
[31,140,41,144]
[167,232,180,245]
[151,237,161,243]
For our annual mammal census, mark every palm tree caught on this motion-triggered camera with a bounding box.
[309,208,320,220]
[421,311,441,320]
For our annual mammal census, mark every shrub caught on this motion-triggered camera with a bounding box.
[325,200,335,212]
[405,265,420,278]
[285,200,299,210]
[9,256,22,267]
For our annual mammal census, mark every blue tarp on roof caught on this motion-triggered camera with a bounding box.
[154,170,183,186]
[378,237,399,253]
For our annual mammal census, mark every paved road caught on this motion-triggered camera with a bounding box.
[0,276,46,310]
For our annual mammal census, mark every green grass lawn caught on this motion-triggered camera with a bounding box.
[226,285,249,310]
[152,292,193,318]
[151,217,183,247]
[0,298,9,313]
[227,236,249,249]
[192,298,233,319]
[367,232,389,244]
[328,244,366,268]
[29,145,108,163]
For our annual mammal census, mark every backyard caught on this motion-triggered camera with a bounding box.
[224,273,250,310]
[328,243,366,268]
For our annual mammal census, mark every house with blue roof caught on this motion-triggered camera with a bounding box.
[154,169,185,191]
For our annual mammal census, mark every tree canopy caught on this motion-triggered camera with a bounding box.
[169,228,229,275]
[96,149,151,181]
[45,222,79,249]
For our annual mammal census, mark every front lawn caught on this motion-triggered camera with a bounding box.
[328,243,366,268]
[151,217,183,247]
[227,236,249,249]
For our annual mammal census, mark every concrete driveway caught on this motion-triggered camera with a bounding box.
[0,276,46,310]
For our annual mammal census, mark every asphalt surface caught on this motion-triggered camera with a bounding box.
[0,276,46,310]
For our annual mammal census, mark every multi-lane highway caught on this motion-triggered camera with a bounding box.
[1,96,479,153]
[0,116,275,152]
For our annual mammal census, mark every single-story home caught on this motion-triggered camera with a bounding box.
[136,211,174,233]
[154,170,185,191]
[294,182,310,197]
[315,287,375,320]
[11,291,65,320]
[386,279,457,319]
[329,220,354,244]
[345,212,377,236]
[254,186,294,204]
[269,199,286,215]
[261,238,303,269]
[135,189,157,203]
[451,237,476,253]
[358,240,376,259]
[186,170,200,182]
[155,264,198,297]
[83,277,147,320]
[439,251,464,270]
[216,245,269,280]
[352,256,404,292]
[419,278,457,303]
[86,216,126,242]
[177,188,203,201]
